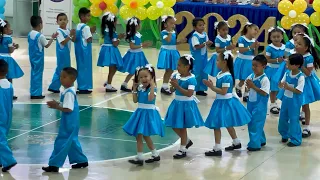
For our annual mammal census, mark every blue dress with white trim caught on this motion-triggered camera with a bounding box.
[157,30,180,70]
[285,39,295,56]
[119,32,148,74]
[205,72,251,129]
[0,35,24,79]
[204,35,232,77]
[234,36,255,80]
[97,28,123,68]
[123,86,165,137]
[264,43,285,91]
[164,73,204,128]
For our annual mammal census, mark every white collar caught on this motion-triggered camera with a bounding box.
[62,87,76,95]
[105,28,109,32]
[303,53,311,58]
[3,34,11,38]
[194,31,206,38]
[269,43,285,50]
[290,49,296,54]
[216,71,231,79]
[289,39,295,45]
[174,73,195,81]
[0,79,10,89]
[242,35,255,43]
[252,73,266,81]
[135,32,142,38]
[162,30,176,34]
[289,71,302,78]
[137,84,147,92]
[216,34,231,43]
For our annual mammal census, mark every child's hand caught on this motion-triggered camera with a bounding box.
[227,44,236,50]
[279,82,285,88]
[47,100,59,109]
[52,32,59,39]
[70,29,76,36]
[203,79,214,89]
[90,26,97,33]
[150,77,156,87]
[277,57,284,63]
[118,33,125,39]
[170,78,179,88]
[13,43,19,49]
[178,38,187,43]
[132,80,139,91]
[142,41,153,48]
[283,82,290,90]
[206,40,213,46]
[246,79,254,89]
[254,41,260,48]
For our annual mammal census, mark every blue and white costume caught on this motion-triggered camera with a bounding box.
[0,79,17,168]
[123,86,164,137]
[204,35,232,77]
[205,72,251,129]
[165,73,204,128]
[0,35,24,79]
[75,23,93,91]
[234,36,255,80]
[265,43,285,91]
[157,30,180,70]
[285,39,295,56]
[97,28,123,68]
[49,28,71,91]
[48,87,88,167]
[277,71,304,146]
[246,73,270,149]
[189,31,209,91]
[120,32,148,75]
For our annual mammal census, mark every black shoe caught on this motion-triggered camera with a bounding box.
[48,89,60,93]
[145,156,160,163]
[77,90,92,94]
[2,163,17,172]
[287,142,298,147]
[236,88,242,97]
[196,91,207,96]
[281,138,288,143]
[31,96,45,99]
[247,147,261,151]
[71,162,88,169]
[120,85,131,92]
[261,142,266,147]
[205,149,222,157]
[186,140,193,149]
[105,87,117,92]
[13,96,17,100]
[302,129,311,138]
[42,166,59,172]
[128,159,143,166]
[225,143,242,151]
[161,88,172,95]
[301,119,306,125]
[243,96,248,102]
[173,150,187,159]
[270,107,280,115]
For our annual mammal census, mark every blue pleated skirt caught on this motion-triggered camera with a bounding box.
[97,45,123,68]
[0,55,24,79]
[234,58,253,80]
[120,50,149,74]
[302,73,320,105]
[203,53,220,77]
[272,62,287,85]
[265,66,280,91]
[157,48,180,70]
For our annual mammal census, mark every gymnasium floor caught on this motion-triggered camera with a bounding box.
[3,37,320,180]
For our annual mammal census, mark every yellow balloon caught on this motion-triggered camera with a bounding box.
[150,0,158,6]
[293,0,307,14]
[278,0,293,16]
[90,4,103,17]
[147,6,161,20]
[163,0,176,7]
[120,5,134,19]
[161,7,174,16]
[139,0,150,6]
[310,12,320,26]
[90,0,101,4]
[313,0,320,12]
[135,7,147,20]
[281,16,292,29]
[296,13,310,24]
[122,0,131,5]
[106,4,119,14]
[104,0,117,4]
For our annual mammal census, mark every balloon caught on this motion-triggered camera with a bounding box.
[288,10,297,18]
[313,0,320,12]
[79,0,91,7]
[161,7,174,16]
[163,0,176,7]
[0,0,6,7]
[104,0,117,4]
[73,0,80,6]
[120,6,135,19]
[135,7,147,20]
[0,14,4,20]
[150,0,158,6]
[99,2,107,10]
[0,7,4,14]
[72,15,80,24]
[122,0,132,5]
[105,4,118,14]
[130,1,138,9]
[74,6,81,15]
[90,4,103,17]
[90,0,101,3]
[278,0,293,15]
[293,0,307,13]
[139,0,150,6]
[296,13,310,24]
[281,16,292,29]
[156,1,164,8]
[147,6,161,20]
[310,12,320,26]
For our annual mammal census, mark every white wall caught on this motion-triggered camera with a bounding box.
[4,0,13,17]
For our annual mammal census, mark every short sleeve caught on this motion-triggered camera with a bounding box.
[206,34,209,42]
[238,37,245,47]
[285,41,292,52]
[133,35,141,44]
[191,36,200,47]
[265,46,272,57]
[246,74,252,80]
[296,75,305,92]
[39,34,48,47]
[215,38,221,47]
[3,37,13,47]
[82,26,92,40]
[57,30,66,44]
[223,75,233,88]
[260,77,270,94]
[188,77,197,90]
[281,72,287,83]
[62,92,75,111]
[305,56,314,68]
[112,32,118,42]
[148,87,157,95]
[161,31,168,40]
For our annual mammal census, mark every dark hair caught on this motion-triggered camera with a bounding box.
[192,18,205,27]
[219,53,235,85]
[296,34,320,70]
[78,7,90,19]
[133,66,157,90]
[267,27,285,44]
[215,21,228,36]
[253,54,268,66]
[179,56,194,72]
[0,20,8,44]
[30,16,42,28]
[161,16,175,31]
[288,53,304,68]
[101,14,117,40]
[241,23,257,35]
[57,13,67,20]
[62,67,78,79]
[0,59,8,76]
[289,24,307,39]
[125,17,140,43]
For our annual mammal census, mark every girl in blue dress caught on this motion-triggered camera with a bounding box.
[203,51,251,156]
[234,22,259,102]
[189,18,213,96]
[204,21,236,77]
[165,55,204,159]
[0,19,24,100]
[123,65,164,166]
[97,12,125,92]
[265,27,285,115]
[158,15,186,95]
[120,17,152,92]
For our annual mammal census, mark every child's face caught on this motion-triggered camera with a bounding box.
[248,25,258,37]
[292,27,304,38]
[165,18,176,31]
[138,69,152,87]
[57,15,68,28]
[294,35,308,54]
[270,31,283,45]
[177,60,190,75]
[252,60,265,75]
[81,13,91,23]
[3,24,12,35]
[60,71,75,87]
[216,55,226,70]
[195,21,205,33]
[218,25,229,37]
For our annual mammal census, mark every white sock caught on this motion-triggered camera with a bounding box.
[106,84,112,89]
[214,144,222,151]
[236,84,242,90]
[300,111,305,118]
[233,138,241,145]
[122,82,128,87]
[151,149,159,157]
[244,92,249,97]
[270,103,276,108]
[137,152,144,160]
[180,145,187,152]
[303,125,310,130]
[162,83,169,89]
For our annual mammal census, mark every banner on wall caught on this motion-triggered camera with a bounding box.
[41,0,73,38]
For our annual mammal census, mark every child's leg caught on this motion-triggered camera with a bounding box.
[288,106,302,146]
[173,128,188,159]
[0,127,17,168]
[48,67,62,92]
[121,74,134,92]
[30,61,44,96]
[225,127,241,151]
[236,80,245,97]
[67,138,88,167]
[205,128,223,156]
[180,128,187,146]
[302,104,311,138]
[270,91,280,114]
[143,136,160,162]
[107,66,117,85]
[172,128,181,137]
[278,102,289,141]
[161,69,173,94]
[48,135,72,167]
[128,134,144,165]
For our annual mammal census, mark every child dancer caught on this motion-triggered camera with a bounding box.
[28,16,58,99]
[48,13,75,94]
[43,67,88,172]
[0,19,24,100]
[189,18,213,96]
[120,17,152,92]
[203,51,251,156]
[165,55,204,159]
[97,12,125,92]
[204,21,235,77]
[158,15,185,95]
[123,65,164,166]
[234,22,259,102]
[0,60,17,172]
[246,55,270,151]
[277,54,305,147]
[75,7,96,94]
[265,27,285,115]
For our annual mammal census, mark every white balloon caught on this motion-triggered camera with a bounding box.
[156,1,164,8]
[289,10,297,18]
